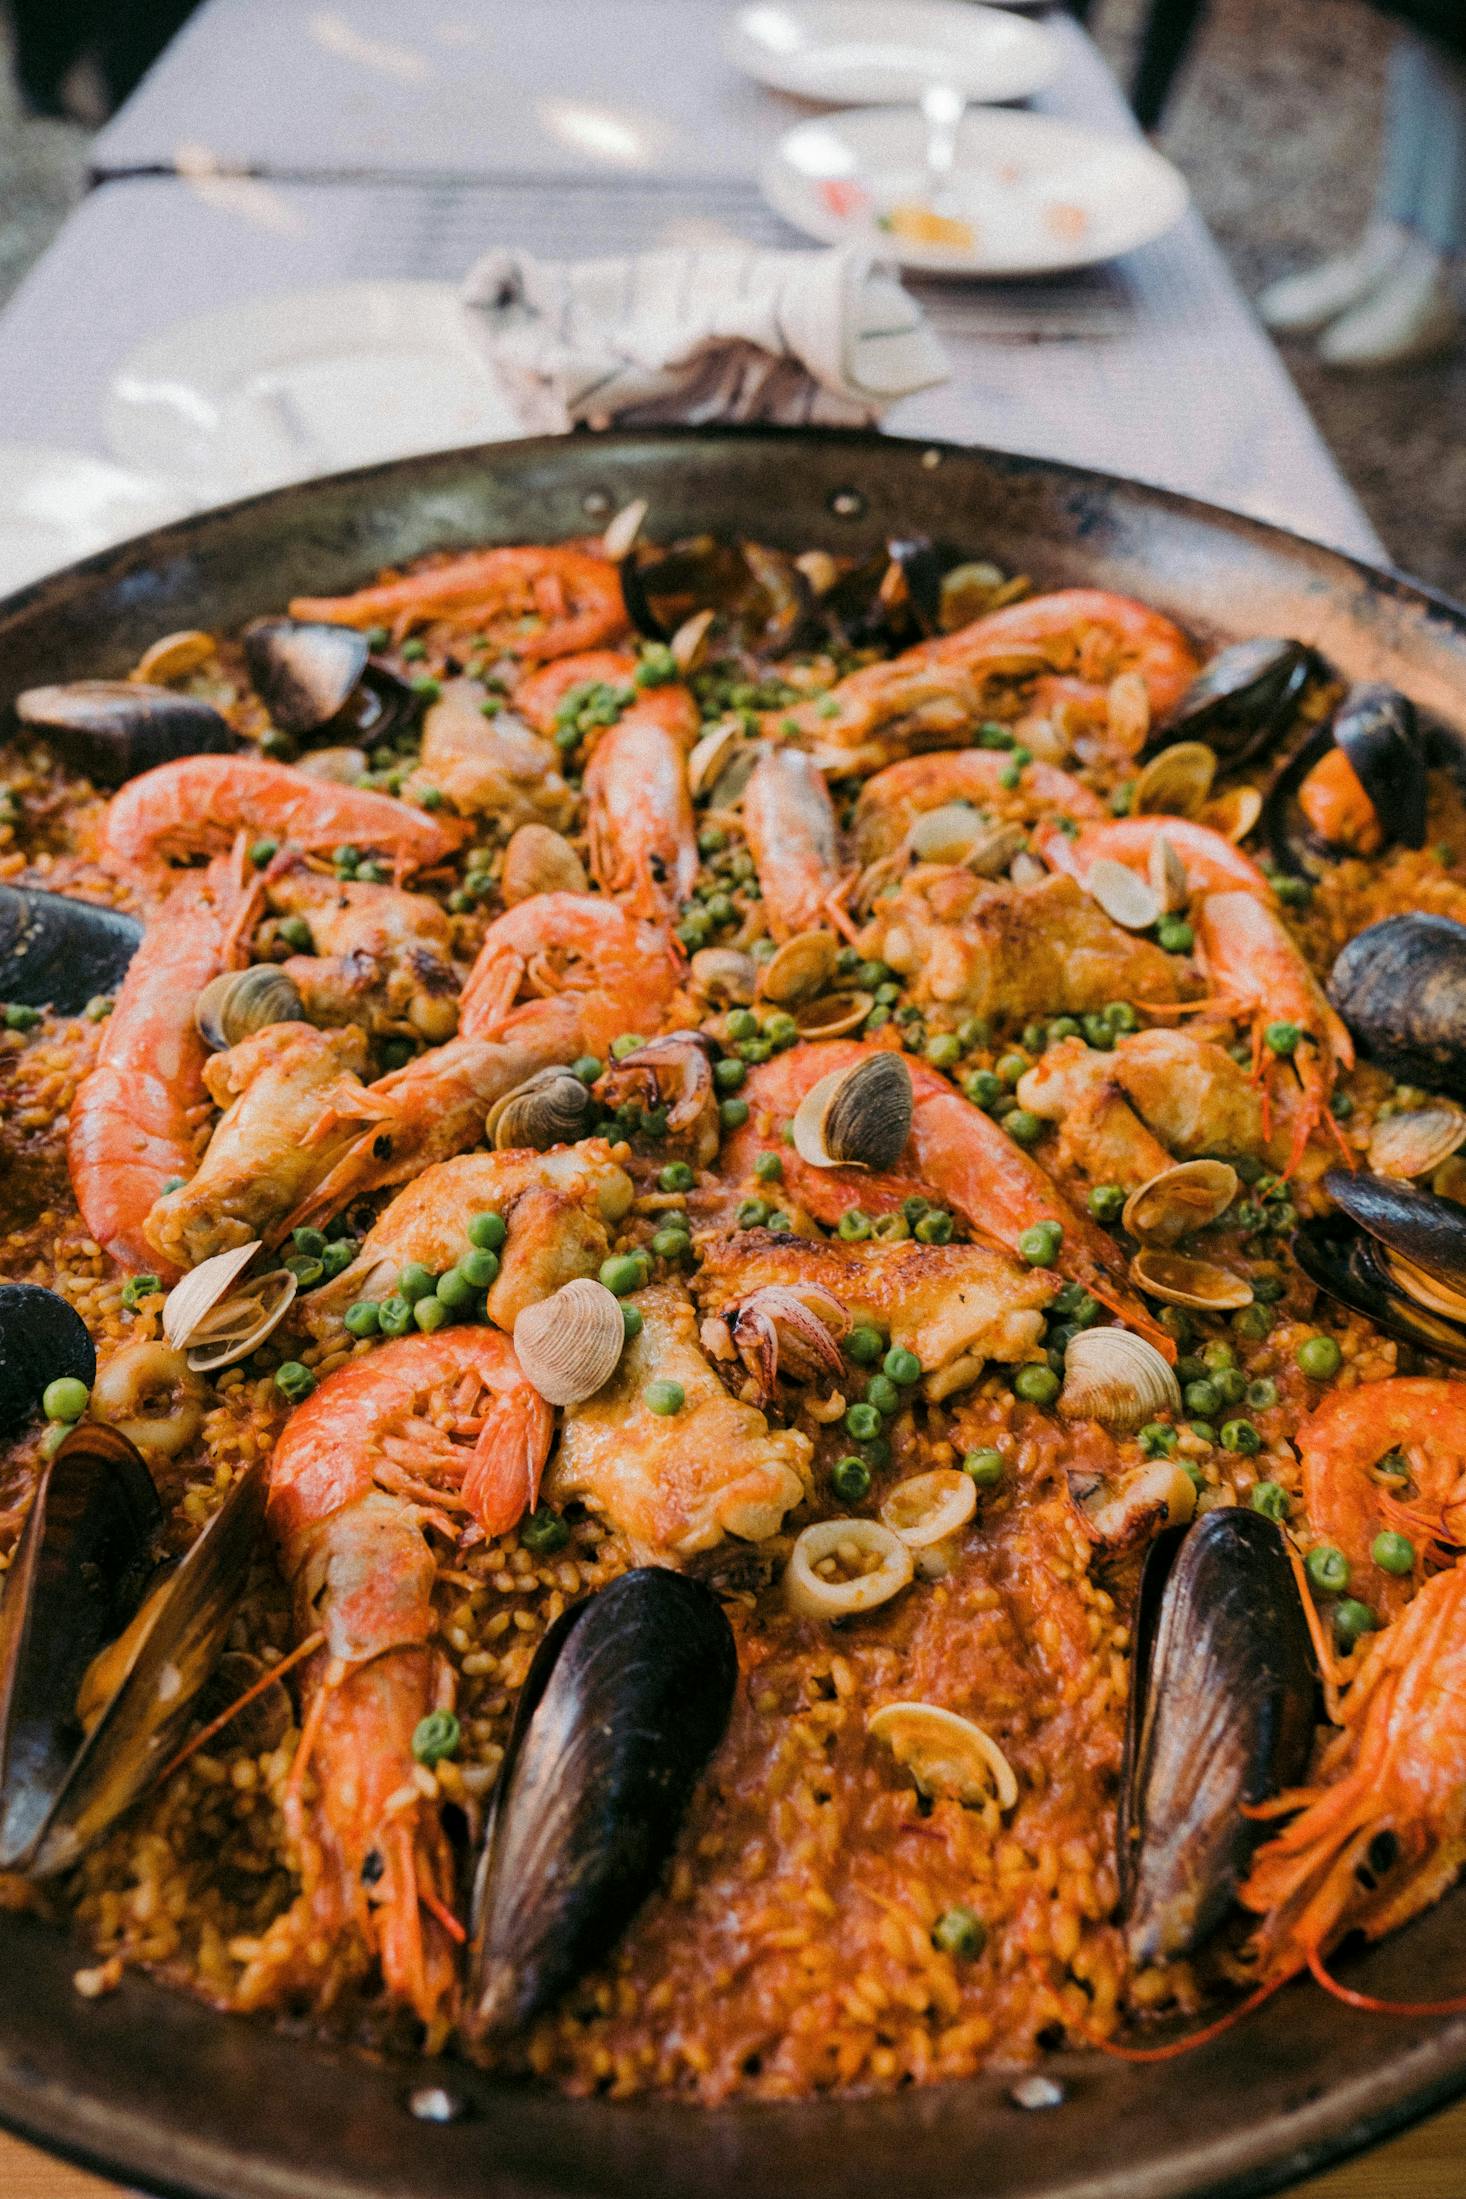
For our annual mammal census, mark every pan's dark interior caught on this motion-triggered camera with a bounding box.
[3,427,1466,2199]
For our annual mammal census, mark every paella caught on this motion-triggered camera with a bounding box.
[1,515,1465,2104]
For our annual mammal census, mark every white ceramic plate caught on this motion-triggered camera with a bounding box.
[725,1,1061,104]
[0,446,189,597]
[104,281,521,501]
[762,105,1190,275]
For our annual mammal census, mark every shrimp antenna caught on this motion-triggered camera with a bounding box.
[1305,1943,1466,2018]
[1091,1973,1287,2064]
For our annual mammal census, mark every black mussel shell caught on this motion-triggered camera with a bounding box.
[0,1424,161,1868]
[620,536,811,657]
[0,1445,265,1877]
[0,1284,96,1438]
[1119,1507,1315,1965]
[466,1566,737,2042]
[0,884,142,1014]
[1329,912,1466,1096]
[242,616,411,744]
[1264,683,1426,879]
[1293,1213,1466,1364]
[1158,638,1315,766]
[817,536,946,648]
[1323,1166,1466,1294]
[14,681,237,788]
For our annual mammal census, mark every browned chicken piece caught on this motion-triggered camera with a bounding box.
[145,1023,371,1268]
[696,1229,1055,1401]
[413,678,574,827]
[303,1143,634,1337]
[266,860,459,1042]
[548,1285,809,1563]
[859,868,1190,1025]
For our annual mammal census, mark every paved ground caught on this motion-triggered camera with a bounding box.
[1,0,1463,596]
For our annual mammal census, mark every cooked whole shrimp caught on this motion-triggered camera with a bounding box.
[304,1143,635,1339]
[742,746,847,940]
[1196,891,1354,1173]
[1033,816,1273,903]
[266,858,459,1043]
[1242,1563,1466,1997]
[1015,1029,1287,1188]
[1295,1378,1466,1620]
[696,1229,1055,1401]
[145,1022,375,1269]
[414,680,573,828]
[289,543,629,659]
[583,698,699,919]
[104,755,467,881]
[548,1284,808,1562]
[860,869,1190,1026]
[458,890,682,1059]
[720,1039,1174,1356]
[68,854,258,1279]
[852,748,1104,863]
[236,1330,553,2025]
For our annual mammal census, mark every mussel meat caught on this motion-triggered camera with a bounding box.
[0,1283,95,1438]
[1119,1507,1316,1964]
[1263,682,1426,878]
[243,618,410,742]
[1293,1167,1466,1362]
[14,681,237,787]
[620,536,810,658]
[0,884,141,1013]
[1329,912,1466,1095]
[0,1430,265,1875]
[465,1567,737,2042]
[1157,638,1315,767]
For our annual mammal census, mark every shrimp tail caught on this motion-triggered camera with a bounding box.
[461,1383,556,1537]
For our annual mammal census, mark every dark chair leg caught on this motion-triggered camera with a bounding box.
[1131,0,1209,129]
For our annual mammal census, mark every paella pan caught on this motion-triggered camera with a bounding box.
[3,428,1466,2199]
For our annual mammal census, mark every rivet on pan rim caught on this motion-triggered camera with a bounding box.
[580,488,612,520]
[828,488,867,519]
[921,448,943,469]
[406,2085,469,2124]
[1009,2075,1067,2110]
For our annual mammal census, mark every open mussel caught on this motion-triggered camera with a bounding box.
[1119,1507,1315,1965]
[243,617,411,743]
[466,1567,736,2042]
[1329,912,1466,1094]
[811,536,946,649]
[1294,1168,1466,1363]
[0,1428,265,1875]
[14,681,237,787]
[1156,638,1315,767]
[619,535,810,658]
[0,1284,95,1438]
[0,884,141,1013]
[1264,682,1426,878]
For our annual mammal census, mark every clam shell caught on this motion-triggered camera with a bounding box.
[1131,1248,1254,1311]
[194,964,306,1052]
[1369,1102,1466,1181]
[792,1052,913,1171]
[760,929,839,1006]
[671,607,716,674]
[1198,784,1263,844]
[1122,1159,1239,1248]
[500,824,588,906]
[687,720,759,806]
[600,497,647,560]
[905,807,1025,874]
[486,1066,595,1152]
[132,630,215,686]
[688,946,758,1006]
[513,1279,625,1406]
[1147,832,1190,915]
[868,1700,1018,1811]
[1086,857,1162,932]
[1059,1327,1181,1435]
[793,991,874,1041]
[1133,741,1217,819]
[163,1243,298,1373]
[784,1518,913,1620]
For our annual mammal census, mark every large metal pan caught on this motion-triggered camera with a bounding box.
[2,427,1465,2199]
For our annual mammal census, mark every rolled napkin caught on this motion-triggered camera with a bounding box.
[461,243,948,433]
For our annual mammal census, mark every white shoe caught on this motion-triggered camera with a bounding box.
[1318,242,1461,368]
[1255,221,1412,336]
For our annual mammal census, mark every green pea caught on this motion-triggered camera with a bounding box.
[343,1300,381,1337]
[736,1198,770,1228]
[429,1265,471,1312]
[1006,1110,1043,1148]
[1265,1020,1302,1058]
[411,1709,460,1766]
[763,1012,798,1049]
[284,1255,324,1290]
[837,1209,872,1242]
[121,1273,161,1310]
[398,1261,437,1304]
[1232,1303,1275,1341]
[705,892,735,926]
[845,1401,883,1441]
[925,1033,962,1070]
[649,1227,689,1262]
[831,1455,872,1504]
[1105,1001,1140,1034]
[753,1152,783,1183]
[1013,1363,1060,1407]
[413,1295,449,1332]
[1183,1378,1222,1419]
[1306,1544,1349,1595]
[1156,917,1194,954]
[4,1003,41,1031]
[1372,1529,1414,1576]
[1188,1422,1219,1447]
[400,639,427,662]
[521,1505,570,1554]
[571,1055,603,1084]
[1088,1183,1126,1224]
[659,1161,695,1192]
[1249,1477,1287,1517]
[866,1374,901,1416]
[1081,1013,1116,1052]
[277,915,313,952]
[645,1380,685,1416]
[1252,1272,1286,1303]
[720,1097,750,1130]
[963,1448,1005,1487]
[965,1070,1003,1110]
[600,1252,649,1296]
[1223,1418,1263,1456]
[914,1210,953,1244]
[996,1051,1029,1086]
[611,1033,646,1061]
[84,995,113,1021]
[1297,1334,1342,1380]
[275,1361,316,1403]
[1159,1306,1193,1347]
[248,836,278,868]
[621,1302,644,1340]
[714,1058,747,1093]
[932,1907,986,1959]
[1334,1597,1377,1650]
[884,1346,921,1386]
[1139,1422,1178,1457]
[726,1008,759,1041]
[468,1210,507,1252]
[846,1324,885,1365]
[1246,1377,1278,1410]
[460,1247,501,1288]
[42,1377,88,1423]
[1018,1220,1063,1267]
[1213,1367,1248,1408]
[377,1294,412,1337]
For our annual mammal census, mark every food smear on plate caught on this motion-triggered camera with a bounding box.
[3,524,1466,2094]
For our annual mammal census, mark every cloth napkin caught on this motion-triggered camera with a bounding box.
[461,243,949,433]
